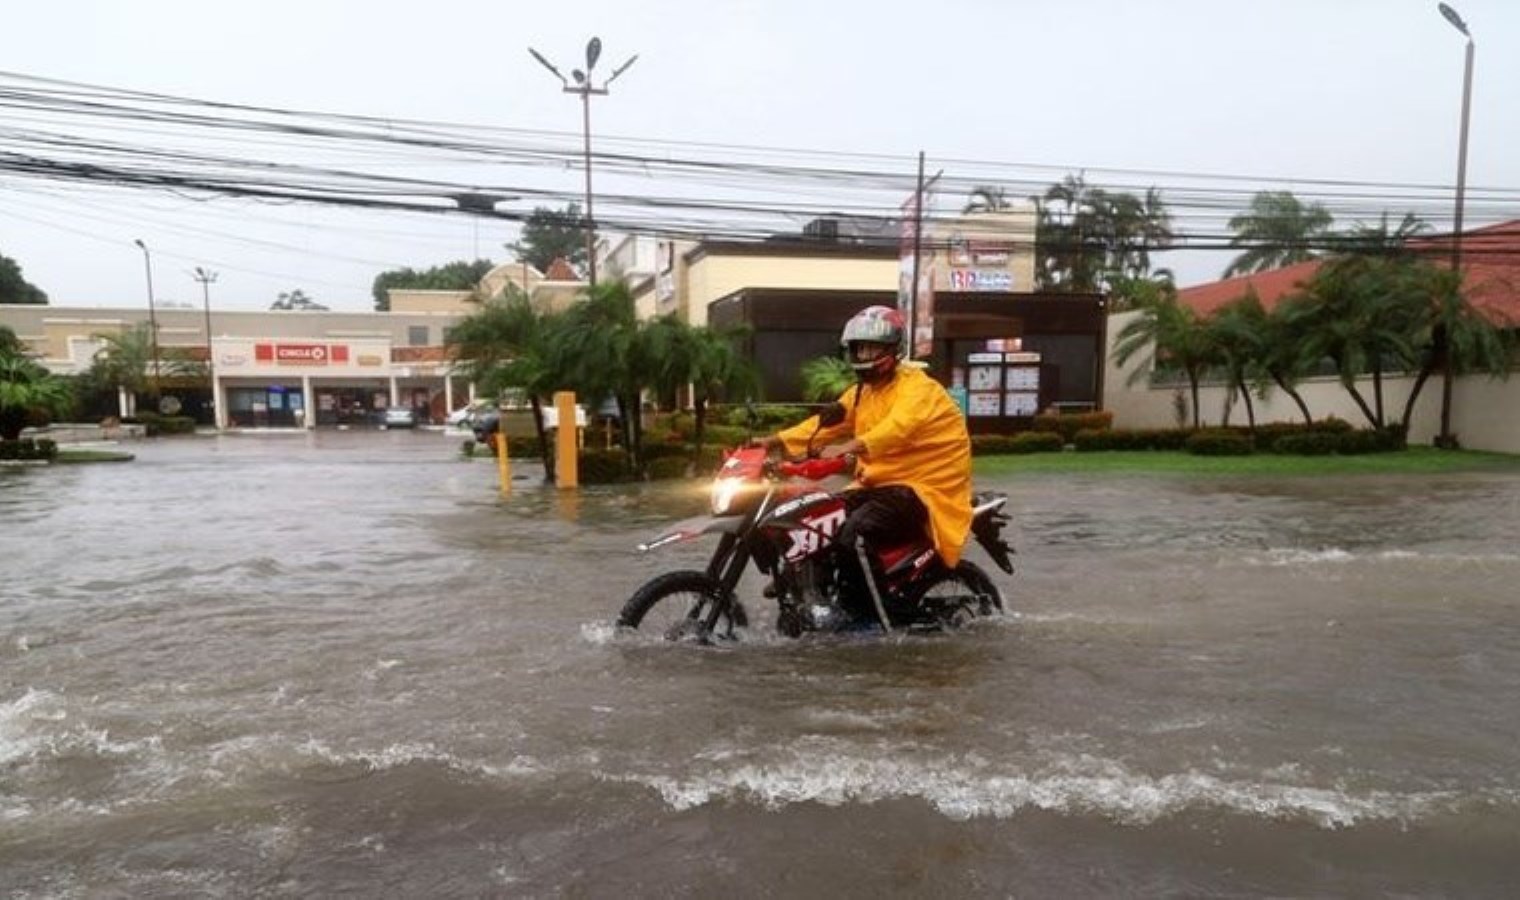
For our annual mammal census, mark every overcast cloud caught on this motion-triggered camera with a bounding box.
[3,0,1517,311]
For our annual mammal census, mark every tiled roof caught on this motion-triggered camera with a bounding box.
[1178,219,1520,325]
[544,257,581,281]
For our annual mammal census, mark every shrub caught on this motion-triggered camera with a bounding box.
[577,449,632,484]
[694,445,728,475]
[0,438,59,461]
[970,434,1020,456]
[1271,432,1338,455]
[1073,427,1191,451]
[641,442,690,462]
[132,412,197,436]
[1008,431,1064,454]
[1031,410,1114,443]
[460,438,476,457]
[699,424,751,448]
[1185,429,1254,456]
[645,456,691,480]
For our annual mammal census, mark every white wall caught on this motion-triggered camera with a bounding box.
[1104,309,1520,452]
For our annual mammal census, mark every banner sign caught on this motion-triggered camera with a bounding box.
[253,343,351,366]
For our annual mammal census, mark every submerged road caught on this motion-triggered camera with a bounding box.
[3,431,1519,895]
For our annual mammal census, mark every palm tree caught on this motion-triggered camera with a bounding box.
[88,324,160,415]
[1206,296,1269,430]
[1034,174,1173,293]
[547,281,645,469]
[1397,263,1517,432]
[0,354,73,440]
[446,289,561,478]
[1224,191,1335,277]
[1111,280,1217,428]
[962,185,1012,214]
[1253,293,1317,424]
[800,355,854,401]
[685,325,759,457]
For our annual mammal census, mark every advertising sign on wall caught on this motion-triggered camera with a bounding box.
[253,343,351,366]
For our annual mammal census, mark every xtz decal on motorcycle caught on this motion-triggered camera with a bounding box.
[782,504,847,562]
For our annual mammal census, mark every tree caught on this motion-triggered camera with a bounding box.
[446,289,561,479]
[0,352,73,440]
[0,252,48,305]
[800,355,854,401]
[641,317,759,457]
[1223,191,1335,277]
[1033,174,1173,294]
[270,289,328,311]
[371,259,496,311]
[1111,279,1216,429]
[509,204,587,275]
[546,281,644,469]
[962,185,1013,214]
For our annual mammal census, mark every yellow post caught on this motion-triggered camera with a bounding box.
[554,391,578,489]
[495,407,511,495]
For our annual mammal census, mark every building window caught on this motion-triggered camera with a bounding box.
[408,325,429,346]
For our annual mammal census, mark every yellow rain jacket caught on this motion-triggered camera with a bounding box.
[777,365,973,566]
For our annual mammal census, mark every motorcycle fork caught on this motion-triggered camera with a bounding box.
[700,531,752,635]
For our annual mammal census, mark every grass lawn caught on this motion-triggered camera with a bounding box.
[54,448,136,464]
[974,446,1520,478]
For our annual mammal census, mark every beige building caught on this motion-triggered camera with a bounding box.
[0,257,593,430]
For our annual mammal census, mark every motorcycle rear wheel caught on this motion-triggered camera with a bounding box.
[907,560,1004,629]
[617,570,749,642]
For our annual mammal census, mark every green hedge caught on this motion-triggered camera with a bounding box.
[1030,410,1114,443]
[578,449,633,484]
[0,438,58,461]
[1073,427,1192,451]
[1185,430,1254,456]
[129,412,197,436]
[971,432,1064,455]
[645,456,691,480]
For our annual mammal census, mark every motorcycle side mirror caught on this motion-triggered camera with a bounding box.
[817,402,846,428]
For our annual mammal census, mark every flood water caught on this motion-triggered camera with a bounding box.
[3,431,1520,896]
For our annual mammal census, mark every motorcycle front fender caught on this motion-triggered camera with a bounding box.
[637,513,744,553]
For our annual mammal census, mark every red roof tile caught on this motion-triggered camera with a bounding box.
[544,257,581,281]
[1178,218,1520,325]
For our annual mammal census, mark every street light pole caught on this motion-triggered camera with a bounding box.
[528,39,638,287]
[1436,2,1474,448]
[132,238,163,399]
[193,267,218,422]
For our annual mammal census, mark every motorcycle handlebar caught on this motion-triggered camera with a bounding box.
[777,456,850,480]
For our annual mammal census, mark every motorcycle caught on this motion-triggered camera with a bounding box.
[617,410,1015,642]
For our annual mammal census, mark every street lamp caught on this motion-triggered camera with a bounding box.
[193,266,218,422]
[1435,2,1474,448]
[132,238,163,399]
[528,38,639,286]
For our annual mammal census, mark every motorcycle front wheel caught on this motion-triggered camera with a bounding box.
[907,560,1005,629]
[617,570,749,642]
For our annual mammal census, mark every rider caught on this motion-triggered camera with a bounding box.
[762,305,973,620]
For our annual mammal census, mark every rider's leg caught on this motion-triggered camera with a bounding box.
[835,486,929,622]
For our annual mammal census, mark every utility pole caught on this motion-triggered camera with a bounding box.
[193,267,218,422]
[528,38,639,287]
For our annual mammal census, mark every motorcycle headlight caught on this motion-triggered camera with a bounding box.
[711,477,744,515]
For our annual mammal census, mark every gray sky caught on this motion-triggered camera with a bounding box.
[3,0,1517,311]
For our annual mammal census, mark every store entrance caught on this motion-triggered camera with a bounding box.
[314,387,389,427]
[227,386,304,428]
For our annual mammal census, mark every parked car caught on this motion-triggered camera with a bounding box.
[471,410,500,443]
[382,407,417,429]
